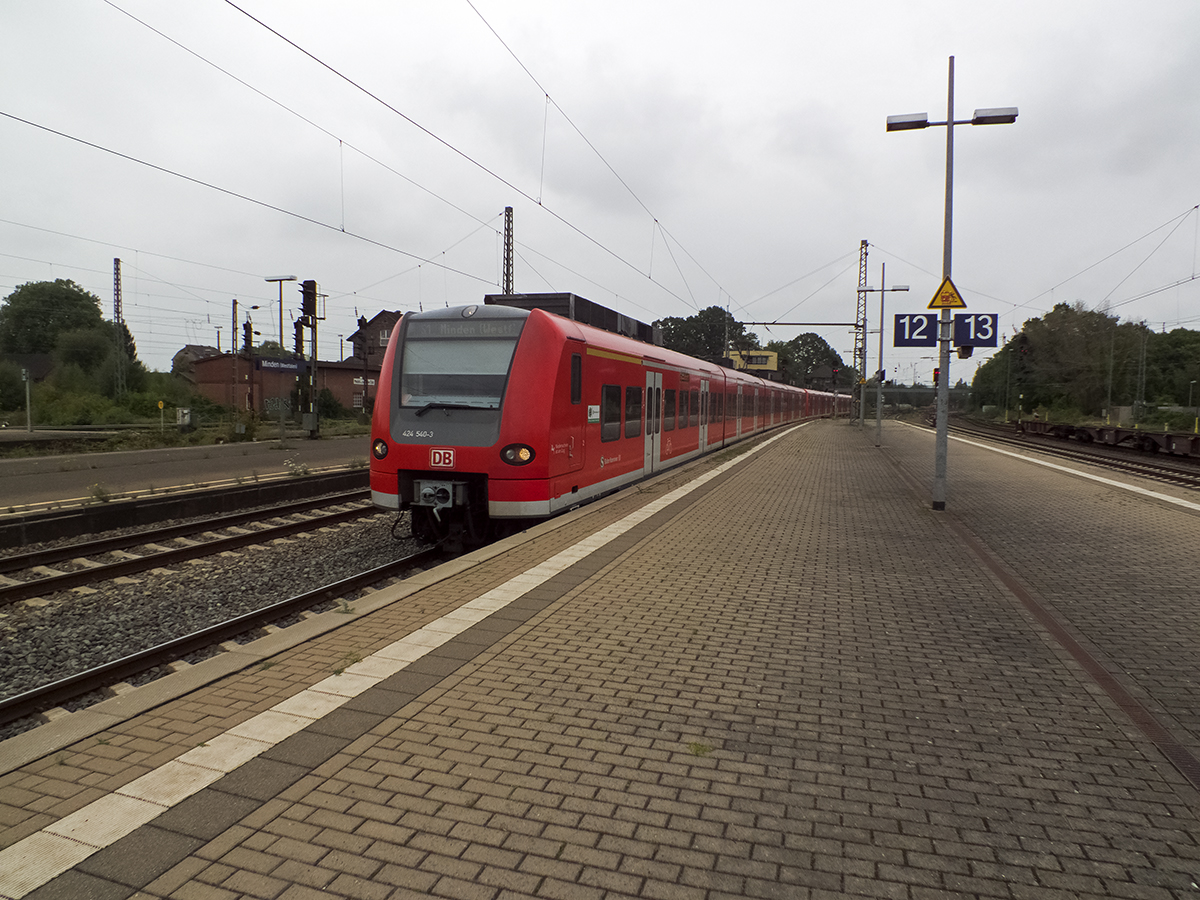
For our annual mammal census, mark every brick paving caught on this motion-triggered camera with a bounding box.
[4,419,1200,899]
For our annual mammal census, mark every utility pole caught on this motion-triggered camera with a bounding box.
[112,258,126,399]
[854,240,869,426]
[231,298,239,421]
[265,276,297,445]
[358,315,370,423]
[23,368,32,432]
[503,206,514,294]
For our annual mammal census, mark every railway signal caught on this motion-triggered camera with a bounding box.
[301,280,317,318]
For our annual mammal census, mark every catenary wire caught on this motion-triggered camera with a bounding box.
[221,0,696,311]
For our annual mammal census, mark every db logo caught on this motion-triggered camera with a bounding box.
[430,448,455,468]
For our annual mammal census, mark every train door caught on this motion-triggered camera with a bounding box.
[644,370,662,473]
[563,349,584,474]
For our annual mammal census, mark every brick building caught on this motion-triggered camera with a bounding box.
[190,354,382,417]
[184,310,401,418]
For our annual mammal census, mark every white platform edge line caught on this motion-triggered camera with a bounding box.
[0,422,804,899]
[947,431,1200,513]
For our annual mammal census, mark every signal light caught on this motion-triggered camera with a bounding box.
[933,367,940,386]
[242,321,252,352]
[301,280,317,318]
[294,320,305,355]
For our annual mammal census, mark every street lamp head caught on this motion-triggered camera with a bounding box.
[886,112,930,131]
[265,275,298,283]
[971,107,1018,125]
[893,285,910,291]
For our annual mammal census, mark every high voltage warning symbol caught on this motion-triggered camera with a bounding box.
[928,276,967,310]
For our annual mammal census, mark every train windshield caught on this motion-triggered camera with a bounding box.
[399,316,525,410]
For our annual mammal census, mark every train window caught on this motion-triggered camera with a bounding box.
[654,387,661,434]
[601,384,622,442]
[570,354,582,404]
[625,387,642,438]
[679,390,689,428]
[663,389,676,432]
[399,316,524,409]
[692,390,702,426]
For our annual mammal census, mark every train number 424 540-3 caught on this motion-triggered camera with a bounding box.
[401,430,435,438]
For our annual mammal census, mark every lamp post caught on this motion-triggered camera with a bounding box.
[888,56,1016,510]
[860,264,909,447]
[265,276,297,444]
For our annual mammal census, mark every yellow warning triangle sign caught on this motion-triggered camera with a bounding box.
[928,276,966,309]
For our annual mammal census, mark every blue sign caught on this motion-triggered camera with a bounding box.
[953,313,998,347]
[893,313,938,347]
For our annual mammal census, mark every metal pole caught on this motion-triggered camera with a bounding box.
[265,276,296,445]
[279,281,285,443]
[932,55,955,511]
[231,298,238,425]
[875,264,886,447]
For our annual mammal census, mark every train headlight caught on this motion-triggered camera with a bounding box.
[372,439,388,460]
[501,443,535,466]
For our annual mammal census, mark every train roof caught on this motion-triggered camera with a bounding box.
[483,292,661,347]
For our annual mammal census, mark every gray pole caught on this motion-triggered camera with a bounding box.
[875,264,886,447]
[278,281,286,444]
[932,56,955,511]
[24,368,32,433]
[887,57,1015,505]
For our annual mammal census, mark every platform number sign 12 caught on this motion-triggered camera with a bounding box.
[893,314,938,347]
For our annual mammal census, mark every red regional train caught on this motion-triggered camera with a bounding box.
[370,293,849,545]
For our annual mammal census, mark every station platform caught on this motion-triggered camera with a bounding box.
[0,434,369,514]
[2,418,1200,900]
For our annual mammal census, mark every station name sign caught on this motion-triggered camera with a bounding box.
[255,358,307,372]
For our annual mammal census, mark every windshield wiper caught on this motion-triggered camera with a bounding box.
[413,402,496,417]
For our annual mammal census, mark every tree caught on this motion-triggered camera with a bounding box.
[765,333,846,386]
[0,360,23,410]
[970,304,1200,418]
[254,340,290,359]
[655,306,757,361]
[56,328,113,373]
[0,280,105,353]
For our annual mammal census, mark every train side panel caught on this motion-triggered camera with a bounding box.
[371,301,850,537]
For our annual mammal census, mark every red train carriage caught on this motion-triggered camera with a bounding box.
[370,296,845,545]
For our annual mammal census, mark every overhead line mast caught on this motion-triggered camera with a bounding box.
[503,206,514,294]
[855,240,869,424]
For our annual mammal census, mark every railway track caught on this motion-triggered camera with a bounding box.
[0,491,372,606]
[946,417,1200,490]
[0,543,445,733]
[0,468,369,550]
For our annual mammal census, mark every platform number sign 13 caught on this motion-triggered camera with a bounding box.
[893,313,938,347]
[953,313,998,348]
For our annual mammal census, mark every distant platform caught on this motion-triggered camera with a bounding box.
[0,427,116,446]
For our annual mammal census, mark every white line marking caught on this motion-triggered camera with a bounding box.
[0,425,803,899]
[948,433,1200,513]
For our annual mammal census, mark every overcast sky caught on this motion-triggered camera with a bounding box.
[2,1,1198,384]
